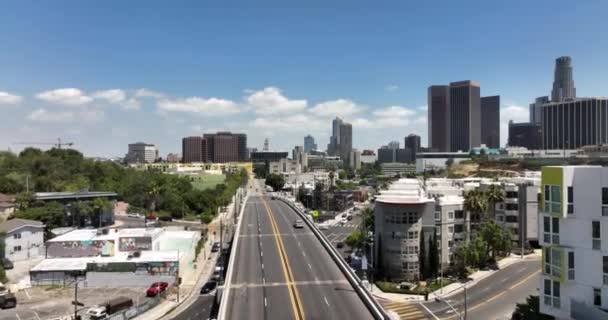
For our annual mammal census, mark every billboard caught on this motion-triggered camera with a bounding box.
[119,237,152,252]
[47,240,115,258]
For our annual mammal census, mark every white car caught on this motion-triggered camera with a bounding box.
[340,218,348,225]
[318,223,329,230]
[86,307,108,320]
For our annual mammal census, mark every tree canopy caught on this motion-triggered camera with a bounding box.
[265,173,285,191]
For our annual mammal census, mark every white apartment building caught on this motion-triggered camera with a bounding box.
[434,195,466,269]
[269,158,302,175]
[125,142,158,164]
[0,218,45,262]
[539,166,608,319]
[374,179,435,281]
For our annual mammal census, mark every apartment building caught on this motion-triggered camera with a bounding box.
[539,166,608,319]
[434,195,467,269]
[374,179,435,281]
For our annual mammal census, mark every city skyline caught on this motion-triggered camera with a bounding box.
[2,1,608,157]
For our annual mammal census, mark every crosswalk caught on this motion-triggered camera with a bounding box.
[381,301,430,320]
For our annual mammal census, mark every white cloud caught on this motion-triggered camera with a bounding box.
[309,99,365,117]
[27,108,75,122]
[121,98,141,110]
[92,89,126,104]
[36,88,93,106]
[135,88,165,99]
[246,87,307,115]
[79,109,105,123]
[500,104,530,146]
[250,114,323,131]
[372,106,415,118]
[385,85,399,92]
[0,91,23,105]
[413,116,427,124]
[417,105,428,111]
[157,97,240,115]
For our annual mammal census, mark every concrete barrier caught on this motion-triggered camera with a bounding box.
[275,196,390,320]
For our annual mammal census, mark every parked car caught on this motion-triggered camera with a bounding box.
[0,258,13,270]
[211,242,221,253]
[293,219,304,228]
[200,281,217,294]
[212,266,223,281]
[336,242,344,249]
[86,297,133,319]
[347,215,353,221]
[318,223,329,230]
[146,282,169,297]
[0,293,16,309]
[158,216,173,222]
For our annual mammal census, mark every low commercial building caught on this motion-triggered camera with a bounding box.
[31,228,199,287]
[374,179,435,282]
[125,142,158,164]
[306,155,343,170]
[34,191,118,228]
[269,159,302,174]
[380,163,416,177]
[0,218,45,263]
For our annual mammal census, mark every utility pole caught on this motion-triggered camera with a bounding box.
[464,285,468,320]
[74,278,78,320]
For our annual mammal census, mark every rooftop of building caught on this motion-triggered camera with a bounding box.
[34,191,118,201]
[47,227,165,243]
[436,195,464,206]
[376,178,434,204]
[30,250,179,272]
[0,218,44,234]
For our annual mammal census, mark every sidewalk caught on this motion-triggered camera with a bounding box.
[133,188,246,320]
[370,250,541,303]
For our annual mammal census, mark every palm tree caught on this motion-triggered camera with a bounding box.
[485,184,504,218]
[328,170,335,191]
[464,189,487,229]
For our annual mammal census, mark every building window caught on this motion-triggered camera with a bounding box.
[544,278,561,309]
[454,224,464,233]
[506,216,518,223]
[544,185,561,214]
[543,216,560,244]
[455,210,464,219]
[448,226,454,234]
[13,246,21,252]
[505,203,519,211]
[13,233,21,239]
[544,247,562,278]
[568,252,575,280]
[593,221,601,250]
[448,211,454,220]
[603,187,608,216]
[568,186,574,214]
[594,288,602,307]
[603,256,608,285]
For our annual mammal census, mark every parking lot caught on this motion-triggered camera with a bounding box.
[0,286,149,320]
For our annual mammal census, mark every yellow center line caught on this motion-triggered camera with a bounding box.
[261,196,305,320]
[444,270,540,319]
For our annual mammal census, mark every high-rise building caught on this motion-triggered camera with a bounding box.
[263,138,269,151]
[551,56,576,102]
[125,142,158,164]
[480,95,500,148]
[292,146,307,170]
[405,134,421,162]
[182,136,207,163]
[538,166,608,319]
[304,135,317,153]
[449,81,481,152]
[377,145,412,164]
[349,149,361,170]
[530,96,550,125]
[508,121,543,149]
[388,141,400,150]
[327,117,343,156]
[338,122,353,166]
[428,85,450,152]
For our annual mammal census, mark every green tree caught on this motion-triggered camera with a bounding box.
[464,189,487,223]
[419,229,426,280]
[485,184,504,218]
[445,158,454,168]
[511,295,555,320]
[428,231,439,279]
[361,208,374,233]
[265,174,285,191]
[345,230,365,249]
[14,192,34,210]
[328,170,336,191]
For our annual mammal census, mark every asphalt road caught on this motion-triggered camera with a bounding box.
[172,295,216,320]
[422,257,540,320]
[223,195,374,320]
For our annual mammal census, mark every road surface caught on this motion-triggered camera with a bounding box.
[223,195,374,320]
[422,257,540,320]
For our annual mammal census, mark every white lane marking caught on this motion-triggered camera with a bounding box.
[308,263,312,270]
[418,302,441,320]
[260,251,263,257]
[298,241,302,247]
[302,252,306,257]
[501,278,509,283]
[324,296,330,306]
[263,277,266,284]
[15,314,22,320]
[261,263,264,270]
[264,297,268,307]
[517,267,526,273]
[32,311,41,320]
[24,289,31,299]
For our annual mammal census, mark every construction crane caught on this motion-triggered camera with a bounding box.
[13,138,75,149]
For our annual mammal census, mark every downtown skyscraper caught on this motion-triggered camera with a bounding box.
[304,135,317,153]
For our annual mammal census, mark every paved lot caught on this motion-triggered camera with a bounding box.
[0,286,148,320]
[321,213,362,250]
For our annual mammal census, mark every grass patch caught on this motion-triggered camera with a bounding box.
[427,278,455,292]
[375,281,419,295]
[191,174,226,190]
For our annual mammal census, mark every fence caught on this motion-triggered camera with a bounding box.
[107,294,163,320]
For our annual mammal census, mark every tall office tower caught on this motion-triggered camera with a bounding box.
[388,141,400,150]
[508,121,543,150]
[304,135,317,153]
[480,95,500,148]
[551,56,576,102]
[338,122,352,166]
[202,132,247,163]
[349,149,361,170]
[449,81,481,152]
[292,146,307,170]
[182,136,207,163]
[327,117,343,156]
[263,138,269,151]
[530,96,550,124]
[428,85,450,152]
[237,133,247,161]
[404,134,421,162]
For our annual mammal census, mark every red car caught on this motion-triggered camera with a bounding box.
[146,282,169,297]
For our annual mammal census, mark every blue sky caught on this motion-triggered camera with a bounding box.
[1,1,608,157]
